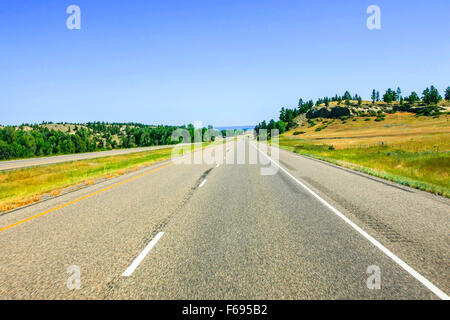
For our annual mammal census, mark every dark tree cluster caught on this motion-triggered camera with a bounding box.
[0,122,188,160]
[421,86,442,104]
[381,85,444,105]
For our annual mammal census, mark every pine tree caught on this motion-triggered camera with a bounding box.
[383,88,395,103]
[343,91,352,101]
[396,87,402,103]
[422,85,442,104]
[407,91,419,104]
[445,87,450,100]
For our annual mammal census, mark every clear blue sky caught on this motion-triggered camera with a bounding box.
[1,0,449,126]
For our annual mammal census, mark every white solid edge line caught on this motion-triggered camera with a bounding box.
[199,179,207,187]
[122,232,165,277]
[253,142,449,300]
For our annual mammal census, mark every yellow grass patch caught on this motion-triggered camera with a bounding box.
[287,113,450,151]
[84,179,95,186]
[281,112,450,197]
[0,142,216,212]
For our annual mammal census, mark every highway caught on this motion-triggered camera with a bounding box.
[0,138,448,299]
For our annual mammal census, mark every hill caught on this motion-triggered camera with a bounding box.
[301,99,450,122]
[0,122,183,161]
[279,112,449,197]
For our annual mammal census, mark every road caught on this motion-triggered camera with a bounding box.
[0,138,448,299]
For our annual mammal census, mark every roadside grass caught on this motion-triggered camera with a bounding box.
[279,136,449,197]
[0,143,212,212]
[280,113,450,197]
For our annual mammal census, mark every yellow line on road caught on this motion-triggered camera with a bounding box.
[0,162,175,233]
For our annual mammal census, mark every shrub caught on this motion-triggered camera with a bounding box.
[307,119,317,127]
[417,106,440,116]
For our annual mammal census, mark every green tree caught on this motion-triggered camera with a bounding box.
[276,121,287,133]
[444,87,450,100]
[407,91,420,103]
[299,100,313,114]
[371,89,376,104]
[396,87,402,102]
[383,88,395,103]
[422,85,442,104]
[343,91,352,101]
[297,99,304,112]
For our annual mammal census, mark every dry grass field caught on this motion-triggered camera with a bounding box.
[0,143,213,212]
[280,112,450,197]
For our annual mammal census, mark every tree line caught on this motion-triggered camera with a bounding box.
[255,85,449,137]
[0,122,231,160]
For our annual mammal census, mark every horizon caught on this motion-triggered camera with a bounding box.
[1,0,449,126]
[0,121,256,130]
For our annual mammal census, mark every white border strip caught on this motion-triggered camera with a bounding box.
[122,232,165,277]
[254,143,449,300]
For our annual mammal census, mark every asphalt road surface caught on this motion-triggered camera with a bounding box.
[0,138,448,299]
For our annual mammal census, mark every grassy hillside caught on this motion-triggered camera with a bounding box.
[280,112,450,197]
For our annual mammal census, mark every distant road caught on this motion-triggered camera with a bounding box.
[0,138,447,299]
[0,144,194,171]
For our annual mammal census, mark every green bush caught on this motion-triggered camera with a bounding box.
[307,119,317,127]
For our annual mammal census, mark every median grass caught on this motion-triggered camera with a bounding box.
[0,143,212,212]
[280,113,450,197]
